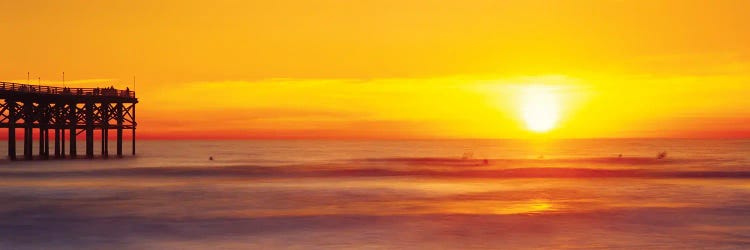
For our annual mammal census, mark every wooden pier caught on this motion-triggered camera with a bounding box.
[0,82,137,160]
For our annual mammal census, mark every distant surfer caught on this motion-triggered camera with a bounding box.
[657,151,667,159]
[209,156,214,161]
[618,154,622,158]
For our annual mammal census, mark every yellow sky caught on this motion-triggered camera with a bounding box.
[1,0,749,139]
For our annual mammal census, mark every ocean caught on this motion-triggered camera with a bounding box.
[0,139,749,249]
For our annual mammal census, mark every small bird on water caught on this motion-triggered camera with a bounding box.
[209,156,214,161]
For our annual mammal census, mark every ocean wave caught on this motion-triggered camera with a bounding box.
[353,156,702,166]
[0,164,749,179]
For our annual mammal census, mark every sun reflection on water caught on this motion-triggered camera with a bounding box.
[497,199,556,215]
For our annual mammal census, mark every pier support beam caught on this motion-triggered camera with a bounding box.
[8,100,16,160]
[39,127,48,159]
[39,126,50,159]
[101,103,109,158]
[38,103,47,159]
[61,126,65,158]
[85,102,94,158]
[69,104,77,158]
[38,127,44,159]
[116,103,123,157]
[23,102,33,160]
[132,105,136,155]
[54,128,60,158]
[24,127,31,160]
[45,128,49,158]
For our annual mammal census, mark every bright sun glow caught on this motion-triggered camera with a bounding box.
[521,86,560,133]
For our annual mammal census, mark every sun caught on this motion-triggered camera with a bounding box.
[520,86,560,133]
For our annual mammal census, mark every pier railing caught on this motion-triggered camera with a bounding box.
[0,81,135,98]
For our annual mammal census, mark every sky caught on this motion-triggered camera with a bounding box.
[1,0,749,139]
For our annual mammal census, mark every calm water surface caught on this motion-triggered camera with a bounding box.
[0,139,749,249]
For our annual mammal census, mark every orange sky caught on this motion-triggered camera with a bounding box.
[1,0,749,139]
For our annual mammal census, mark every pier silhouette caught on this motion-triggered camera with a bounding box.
[0,82,137,160]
